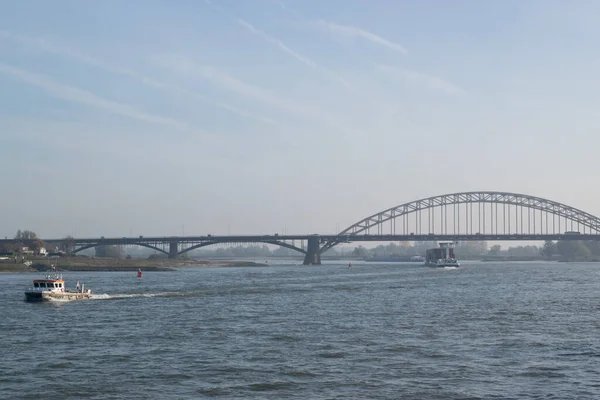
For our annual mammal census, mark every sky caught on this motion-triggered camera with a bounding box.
[1,0,600,239]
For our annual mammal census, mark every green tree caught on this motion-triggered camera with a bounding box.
[352,245,369,258]
[583,240,600,256]
[507,245,540,257]
[540,240,557,259]
[413,241,437,256]
[371,242,414,257]
[61,235,76,255]
[0,242,19,254]
[556,240,591,261]
[14,230,38,240]
[455,241,488,258]
[148,253,167,260]
[29,239,47,255]
[95,245,125,259]
[488,245,502,255]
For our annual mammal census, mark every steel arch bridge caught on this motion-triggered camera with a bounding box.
[320,191,600,253]
[7,190,600,265]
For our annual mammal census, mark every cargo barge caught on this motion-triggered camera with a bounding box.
[425,242,460,267]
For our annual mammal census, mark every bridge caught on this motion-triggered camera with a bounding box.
[3,191,600,265]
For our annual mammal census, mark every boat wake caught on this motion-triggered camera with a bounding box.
[89,292,187,300]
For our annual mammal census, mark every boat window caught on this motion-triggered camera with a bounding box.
[34,282,39,288]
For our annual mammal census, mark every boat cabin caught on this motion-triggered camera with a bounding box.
[32,274,65,292]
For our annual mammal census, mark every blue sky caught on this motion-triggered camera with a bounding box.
[1,0,599,238]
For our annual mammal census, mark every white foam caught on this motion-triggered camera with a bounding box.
[89,292,182,300]
[89,294,112,300]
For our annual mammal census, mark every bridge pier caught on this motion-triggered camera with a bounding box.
[303,236,321,265]
[169,241,178,259]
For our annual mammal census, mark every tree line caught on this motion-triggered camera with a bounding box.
[0,230,46,255]
[539,240,600,261]
[3,229,600,261]
[0,231,74,256]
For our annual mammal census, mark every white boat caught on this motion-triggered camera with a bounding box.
[425,242,460,267]
[24,273,92,302]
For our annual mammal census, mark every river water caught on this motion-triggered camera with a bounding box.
[1,261,599,399]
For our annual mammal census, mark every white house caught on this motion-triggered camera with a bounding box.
[20,246,47,256]
[21,247,33,255]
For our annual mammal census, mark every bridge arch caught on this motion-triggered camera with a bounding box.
[322,191,600,252]
[73,242,169,256]
[179,240,306,256]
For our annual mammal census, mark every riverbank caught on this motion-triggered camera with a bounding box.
[482,255,600,262]
[0,257,267,273]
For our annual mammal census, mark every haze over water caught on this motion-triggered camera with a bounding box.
[2,261,600,399]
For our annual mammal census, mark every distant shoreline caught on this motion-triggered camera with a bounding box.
[0,257,268,273]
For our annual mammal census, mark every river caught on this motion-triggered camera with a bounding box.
[1,261,599,399]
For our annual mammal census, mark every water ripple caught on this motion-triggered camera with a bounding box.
[1,262,600,398]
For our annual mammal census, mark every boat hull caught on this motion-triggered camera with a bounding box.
[24,291,92,302]
[425,260,460,268]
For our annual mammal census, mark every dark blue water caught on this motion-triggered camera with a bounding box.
[2,262,600,399]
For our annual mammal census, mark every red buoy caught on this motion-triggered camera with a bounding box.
[137,269,143,278]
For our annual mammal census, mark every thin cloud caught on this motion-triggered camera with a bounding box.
[235,17,317,69]
[0,30,274,126]
[269,0,299,15]
[0,30,139,77]
[153,54,311,115]
[0,62,189,129]
[379,65,467,96]
[204,0,351,88]
[236,18,351,88]
[152,54,365,137]
[316,21,408,55]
